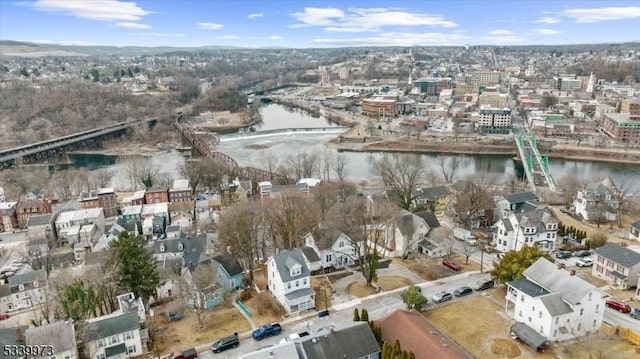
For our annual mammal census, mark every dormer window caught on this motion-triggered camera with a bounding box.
[19,285,24,291]
[290,265,302,277]
[33,281,39,288]
[178,243,184,251]
[160,245,165,252]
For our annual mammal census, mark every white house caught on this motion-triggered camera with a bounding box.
[494,191,539,221]
[85,312,146,359]
[26,213,54,240]
[592,243,640,290]
[494,206,559,253]
[376,209,432,258]
[573,178,619,223]
[0,269,47,313]
[25,320,79,359]
[267,249,315,314]
[302,226,359,270]
[506,258,607,342]
[55,208,105,246]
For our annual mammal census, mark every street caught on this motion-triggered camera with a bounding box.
[604,307,640,333]
[194,272,487,359]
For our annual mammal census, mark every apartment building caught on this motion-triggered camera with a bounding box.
[602,112,640,143]
[477,107,512,134]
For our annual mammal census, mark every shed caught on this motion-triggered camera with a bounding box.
[510,322,550,352]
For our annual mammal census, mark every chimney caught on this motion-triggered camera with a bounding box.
[16,327,24,343]
[570,269,576,276]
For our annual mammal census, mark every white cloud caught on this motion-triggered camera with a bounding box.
[135,32,185,37]
[22,0,150,22]
[25,39,94,46]
[533,28,562,35]
[248,12,263,19]
[563,6,640,23]
[291,7,345,27]
[197,22,224,30]
[489,29,514,36]
[291,7,456,31]
[312,31,469,46]
[267,35,282,40]
[216,35,239,39]
[116,22,151,29]
[534,17,560,24]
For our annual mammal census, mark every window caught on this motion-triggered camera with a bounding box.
[97,354,106,359]
[339,241,344,248]
[303,278,307,285]
[110,335,118,344]
[178,243,184,251]
[125,331,133,340]
[596,304,600,312]
[64,353,71,359]
[520,294,524,302]
[532,306,535,312]
[18,285,24,291]
[578,323,581,331]
[518,310,522,317]
[539,311,542,319]
[326,254,332,263]
[33,281,39,288]
[539,326,543,333]
[593,320,597,328]
[555,317,559,325]
[160,245,165,252]
[126,345,137,354]
[580,308,584,316]
[295,280,299,287]
[287,283,291,289]
[97,339,104,348]
[528,317,532,323]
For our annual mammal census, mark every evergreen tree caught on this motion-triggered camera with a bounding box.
[108,232,160,307]
[393,339,402,357]
[360,308,369,322]
[491,245,553,283]
[353,308,361,321]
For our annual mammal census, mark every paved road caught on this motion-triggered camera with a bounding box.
[194,272,486,359]
[604,307,640,332]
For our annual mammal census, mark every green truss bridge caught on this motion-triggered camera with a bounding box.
[515,132,558,193]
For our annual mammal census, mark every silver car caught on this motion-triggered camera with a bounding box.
[431,290,453,303]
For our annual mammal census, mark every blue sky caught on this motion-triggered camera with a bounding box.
[1,1,639,48]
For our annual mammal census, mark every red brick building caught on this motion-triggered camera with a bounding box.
[0,202,18,232]
[16,199,52,229]
[144,187,169,204]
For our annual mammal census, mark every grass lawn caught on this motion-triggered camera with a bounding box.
[399,255,479,281]
[243,292,282,326]
[425,295,638,359]
[551,207,628,244]
[150,301,251,355]
[347,275,414,297]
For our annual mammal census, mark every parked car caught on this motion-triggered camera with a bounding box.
[555,251,572,259]
[211,333,239,353]
[442,259,462,271]
[318,310,330,318]
[0,313,10,320]
[168,348,198,359]
[576,258,593,267]
[631,308,640,320]
[606,299,631,313]
[431,291,453,303]
[252,323,282,340]
[574,250,592,258]
[474,279,495,291]
[453,286,473,297]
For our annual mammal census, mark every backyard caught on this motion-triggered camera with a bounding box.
[149,300,251,355]
[398,254,480,281]
[425,293,638,359]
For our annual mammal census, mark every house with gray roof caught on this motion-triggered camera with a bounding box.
[494,206,559,253]
[266,249,315,314]
[302,225,360,270]
[0,326,29,359]
[592,243,640,290]
[84,312,146,359]
[494,191,539,221]
[26,213,54,240]
[573,177,619,223]
[0,269,46,313]
[212,252,244,291]
[375,209,433,258]
[25,320,78,359]
[152,233,207,261]
[412,185,450,215]
[238,321,380,359]
[505,258,607,342]
[629,220,640,241]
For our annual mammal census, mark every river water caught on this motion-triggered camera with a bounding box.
[76,103,639,192]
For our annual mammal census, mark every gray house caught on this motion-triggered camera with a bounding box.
[25,320,79,359]
[592,243,640,289]
[0,326,29,359]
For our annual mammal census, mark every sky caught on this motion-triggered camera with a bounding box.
[0,0,639,48]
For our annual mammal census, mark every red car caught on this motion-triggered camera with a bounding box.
[442,259,462,271]
[606,299,631,313]
[0,313,9,320]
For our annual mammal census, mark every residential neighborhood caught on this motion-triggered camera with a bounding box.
[1,1,640,358]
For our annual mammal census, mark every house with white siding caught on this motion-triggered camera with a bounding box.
[505,258,607,342]
[0,269,47,313]
[84,312,146,359]
[302,226,359,270]
[25,320,79,359]
[267,249,315,314]
[494,206,559,253]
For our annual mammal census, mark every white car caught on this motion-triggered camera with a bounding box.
[576,258,593,267]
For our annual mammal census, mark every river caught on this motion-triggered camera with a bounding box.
[75,103,639,192]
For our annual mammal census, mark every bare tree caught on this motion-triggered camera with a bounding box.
[313,181,358,222]
[285,151,318,181]
[316,148,334,181]
[450,178,494,229]
[91,169,114,189]
[327,196,391,286]
[371,153,428,210]
[217,202,262,285]
[181,263,218,328]
[441,231,456,259]
[262,192,319,250]
[612,175,633,228]
[438,156,461,184]
[557,174,583,209]
[177,159,205,221]
[119,155,144,190]
[461,241,478,265]
[331,153,349,181]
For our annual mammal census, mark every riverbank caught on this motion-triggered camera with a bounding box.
[331,136,640,165]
